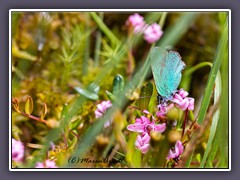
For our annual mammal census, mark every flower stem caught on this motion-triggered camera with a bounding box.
[20,112,47,124]
[181,109,189,139]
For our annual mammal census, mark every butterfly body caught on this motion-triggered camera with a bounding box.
[150,47,185,104]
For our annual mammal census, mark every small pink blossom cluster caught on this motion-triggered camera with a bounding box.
[172,89,195,111]
[94,100,112,128]
[127,113,166,154]
[167,140,184,161]
[12,138,25,163]
[126,13,163,44]
[35,160,58,168]
[156,89,195,119]
[156,103,174,117]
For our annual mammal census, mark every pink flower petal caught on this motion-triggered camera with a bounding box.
[156,111,165,117]
[178,98,189,111]
[178,89,189,98]
[167,150,175,160]
[45,160,58,168]
[141,132,151,144]
[12,138,24,162]
[127,123,145,132]
[187,97,195,110]
[126,13,144,27]
[143,23,163,44]
[135,118,142,123]
[154,123,166,133]
[173,93,183,102]
[175,140,184,155]
[142,109,150,115]
[95,110,102,118]
[35,162,45,168]
[139,143,150,154]
[141,116,150,124]
[133,22,147,34]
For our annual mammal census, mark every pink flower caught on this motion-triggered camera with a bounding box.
[156,103,174,117]
[143,23,163,43]
[135,132,151,154]
[127,115,166,134]
[187,97,194,111]
[35,160,58,168]
[178,88,189,98]
[126,13,147,34]
[167,140,184,160]
[172,89,195,111]
[95,100,112,118]
[12,138,24,162]
[133,23,147,34]
[126,13,144,27]
[95,100,112,127]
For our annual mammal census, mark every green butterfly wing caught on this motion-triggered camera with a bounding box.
[150,47,185,100]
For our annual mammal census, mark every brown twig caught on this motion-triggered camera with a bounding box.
[20,112,47,124]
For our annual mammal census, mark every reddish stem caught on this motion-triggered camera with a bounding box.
[181,109,189,139]
[20,112,47,124]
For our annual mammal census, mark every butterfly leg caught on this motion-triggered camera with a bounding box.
[157,94,167,106]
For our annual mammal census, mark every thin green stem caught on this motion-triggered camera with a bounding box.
[184,62,212,76]
[90,12,120,46]
[83,13,90,75]
[94,12,104,66]
[159,12,168,28]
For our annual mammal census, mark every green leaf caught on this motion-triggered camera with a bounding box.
[135,81,153,110]
[60,103,69,131]
[12,40,37,61]
[112,74,125,96]
[25,96,33,115]
[40,103,47,120]
[70,118,82,130]
[105,90,116,102]
[74,83,100,100]
[196,153,202,163]
[68,131,79,150]
[131,150,142,168]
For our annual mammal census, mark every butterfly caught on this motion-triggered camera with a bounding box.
[150,47,185,105]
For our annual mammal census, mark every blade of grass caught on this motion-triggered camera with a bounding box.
[185,150,194,168]
[159,12,167,28]
[90,12,120,46]
[197,18,228,125]
[94,12,104,66]
[200,71,221,167]
[217,15,229,168]
[212,14,229,167]
[82,13,90,75]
